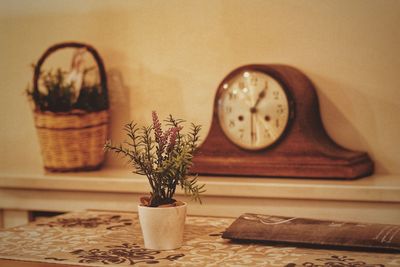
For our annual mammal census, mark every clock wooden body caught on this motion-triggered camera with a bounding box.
[191,64,373,179]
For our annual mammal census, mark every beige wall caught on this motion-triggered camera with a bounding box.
[1,0,399,174]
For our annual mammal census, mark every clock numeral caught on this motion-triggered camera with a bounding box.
[273,91,279,100]
[228,91,237,101]
[277,104,285,115]
[229,120,235,128]
[250,76,258,87]
[238,128,245,139]
[264,129,271,139]
[275,119,280,129]
[225,106,232,114]
[251,131,257,144]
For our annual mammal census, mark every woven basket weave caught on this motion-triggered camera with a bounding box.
[32,42,109,172]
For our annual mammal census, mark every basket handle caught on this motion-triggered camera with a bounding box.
[33,42,109,109]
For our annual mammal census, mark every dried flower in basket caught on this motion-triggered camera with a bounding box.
[26,49,107,113]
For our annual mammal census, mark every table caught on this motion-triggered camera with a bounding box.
[0,211,399,266]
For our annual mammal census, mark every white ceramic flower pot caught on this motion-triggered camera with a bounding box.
[138,202,187,250]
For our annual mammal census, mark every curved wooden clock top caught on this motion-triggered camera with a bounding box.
[191,64,373,179]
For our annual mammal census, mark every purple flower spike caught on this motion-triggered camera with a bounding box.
[167,126,183,153]
[152,111,163,143]
[162,128,172,145]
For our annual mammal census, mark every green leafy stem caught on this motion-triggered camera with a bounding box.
[104,112,205,207]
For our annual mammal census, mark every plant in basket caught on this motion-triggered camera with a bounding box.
[26,42,109,172]
[104,111,205,250]
[27,66,107,113]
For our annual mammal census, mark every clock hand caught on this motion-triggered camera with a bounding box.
[250,113,257,144]
[253,88,267,109]
[249,88,266,144]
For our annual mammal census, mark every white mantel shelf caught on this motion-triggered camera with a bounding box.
[0,168,399,202]
[1,168,399,226]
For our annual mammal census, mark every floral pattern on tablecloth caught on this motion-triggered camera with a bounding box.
[36,213,133,230]
[0,211,399,266]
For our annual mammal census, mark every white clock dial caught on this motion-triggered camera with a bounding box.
[217,70,290,150]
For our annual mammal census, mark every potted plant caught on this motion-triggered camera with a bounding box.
[26,42,109,172]
[104,111,205,250]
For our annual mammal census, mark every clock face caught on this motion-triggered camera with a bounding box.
[217,70,290,150]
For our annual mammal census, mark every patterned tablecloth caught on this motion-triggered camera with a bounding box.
[0,211,399,267]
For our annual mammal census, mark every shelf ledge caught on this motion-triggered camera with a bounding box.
[1,168,399,203]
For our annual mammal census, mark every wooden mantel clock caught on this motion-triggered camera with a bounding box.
[191,64,373,179]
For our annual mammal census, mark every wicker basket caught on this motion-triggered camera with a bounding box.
[32,42,109,172]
